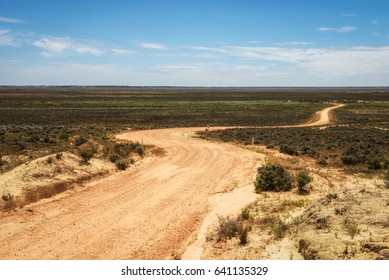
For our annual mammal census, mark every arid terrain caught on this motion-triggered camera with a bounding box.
[0,87,387,260]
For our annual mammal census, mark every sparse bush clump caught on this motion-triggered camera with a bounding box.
[279,145,298,156]
[109,152,121,163]
[316,158,328,166]
[75,136,88,147]
[56,152,63,160]
[241,208,250,220]
[216,215,250,245]
[255,164,293,192]
[131,142,145,156]
[341,146,361,165]
[2,193,13,202]
[239,226,249,245]
[343,220,359,239]
[217,216,239,241]
[367,155,386,170]
[272,222,288,240]
[296,170,312,194]
[79,148,96,163]
[115,159,129,170]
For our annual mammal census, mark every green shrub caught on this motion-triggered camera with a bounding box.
[341,155,360,165]
[56,152,63,160]
[341,146,361,165]
[109,153,121,163]
[343,220,359,239]
[58,133,69,140]
[254,164,293,192]
[272,222,288,239]
[113,143,132,157]
[79,148,96,163]
[217,216,240,241]
[47,157,53,164]
[367,156,383,170]
[241,208,250,220]
[131,142,145,156]
[279,145,298,156]
[75,136,88,147]
[238,226,249,245]
[115,159,129,170]
[316,158,328,166]
[296,171,312,193]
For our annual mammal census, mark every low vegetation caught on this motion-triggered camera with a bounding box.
[215,213,252,246]
[199,125,388,172]
[255,164,293,192]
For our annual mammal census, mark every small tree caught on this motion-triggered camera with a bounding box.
[255,164,293,192]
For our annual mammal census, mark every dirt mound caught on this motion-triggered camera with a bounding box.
[0,152,115,210]
[296,184,389,260]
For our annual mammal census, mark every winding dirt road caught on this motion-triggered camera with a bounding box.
[0,103,342,259]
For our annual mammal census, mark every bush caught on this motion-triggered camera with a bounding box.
[215,215,250,245]
[341,155,360,165]
[56,152,63,160]
[109,153,121,163]
[47,157,53,164]
[241,208,250,220]
[216,216,240,241]
[238,226,249,245]
[272,222,288,239]
[115,159,129,170]
[59,133,69,140]
[296,171,312,192]
[79,148,96,163]
[343,220,359,239]
[279,145,298,156]
[316,158,328,166]
[254,164,293,192]
[367,156,383,170]
[131,142,144,156]
[341,146,361,165]
[113,143,132,157]
[75,136,88,147]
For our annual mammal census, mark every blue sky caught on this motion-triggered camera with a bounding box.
[1,0,389,86]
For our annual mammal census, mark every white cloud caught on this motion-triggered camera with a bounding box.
[188,46,228,53]
[32,37,103,56]
[317,26,357,32]
[3,42,389,86]
[0,16,24,23]
[274,41,315,46]
[111,48,137,57]
[182,44,389,85]
[371,19,379,25]
[0,29,18,46]
[138,42,168,50]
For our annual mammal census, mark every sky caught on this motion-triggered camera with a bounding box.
[1,0,389,86]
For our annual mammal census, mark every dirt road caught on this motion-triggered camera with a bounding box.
[0,103,342,259]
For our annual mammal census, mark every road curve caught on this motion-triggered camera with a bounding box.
[0,103,343,259]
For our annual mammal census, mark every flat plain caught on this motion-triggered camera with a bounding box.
[0,87,388,259]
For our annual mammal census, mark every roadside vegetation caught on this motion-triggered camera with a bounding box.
[198,126,388,173]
